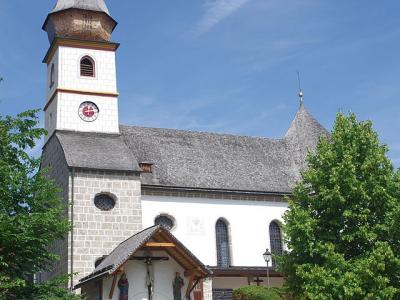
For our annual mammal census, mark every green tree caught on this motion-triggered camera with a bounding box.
[0,110,80,299]
[233,286,282,300]
[280,113,400,300]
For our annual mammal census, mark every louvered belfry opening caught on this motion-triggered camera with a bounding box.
[216,219,231,267]
[269,221,283,266]
[80,56,95,77]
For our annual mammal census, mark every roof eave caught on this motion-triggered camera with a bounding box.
[141,184,292,197]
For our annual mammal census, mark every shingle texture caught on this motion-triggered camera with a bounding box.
[51,0,110,15]
[120,104,328,193]
[54,131,141,172]
[53,104,327,193]
[92,226,159,277]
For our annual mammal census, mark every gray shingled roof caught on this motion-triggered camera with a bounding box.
[285,103,329,175]
[52,104,327,193]
[51,0,110,15]
[120,104,328,193]
[77,225,210,287]
[55,131,141,172]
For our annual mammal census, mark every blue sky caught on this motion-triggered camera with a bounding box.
[0,1,400,165]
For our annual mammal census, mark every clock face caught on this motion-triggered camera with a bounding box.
[78,102,99,122]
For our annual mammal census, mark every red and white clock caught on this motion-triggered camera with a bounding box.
[78,101,99,122]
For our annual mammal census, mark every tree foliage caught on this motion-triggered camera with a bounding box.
[0,110,79,299]
[280,113,400,299]
[233,286,282,300]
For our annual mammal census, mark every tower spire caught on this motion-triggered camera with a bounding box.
[297,70,304,106]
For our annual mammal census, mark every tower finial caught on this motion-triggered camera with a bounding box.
[297,70,304,106]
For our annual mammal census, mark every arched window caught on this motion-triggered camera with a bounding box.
[49,63,55,88]
[80,56,95,77]
[154,215,174,230]
[269,221,283,266]
[216,219,231,267]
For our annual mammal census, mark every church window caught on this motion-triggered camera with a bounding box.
[49,63,55,88]
[269,221,283,266]
[94,193,116,211]
[80,56,95,77]
[154,215,174,230]
[216,219,231,267]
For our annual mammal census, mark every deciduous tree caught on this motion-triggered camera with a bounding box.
[280,113,400,299]
[0,109,79,299]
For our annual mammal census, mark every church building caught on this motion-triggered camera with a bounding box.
[39,1,328,299]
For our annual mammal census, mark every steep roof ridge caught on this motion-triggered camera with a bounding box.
[51,0,110,15]
[284,103,329,179]
[120,124,284,142]
[285,103,328,140]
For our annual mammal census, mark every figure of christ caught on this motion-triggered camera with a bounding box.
[173,272,185,300]
[145,257,155,300]
[118,272,129,300]
[132,255,169,300]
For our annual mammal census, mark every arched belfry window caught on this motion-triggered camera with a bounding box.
[269,221,283,266]
[80,56,95,77]
[216,219,231,267]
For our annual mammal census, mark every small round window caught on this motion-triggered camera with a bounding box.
[154,215,174,230]
[94,194,116,211]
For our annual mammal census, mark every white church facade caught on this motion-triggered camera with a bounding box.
[38,1,328,299]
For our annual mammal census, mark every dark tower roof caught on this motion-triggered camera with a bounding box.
[51,0,110,15]
[43,0,117,43]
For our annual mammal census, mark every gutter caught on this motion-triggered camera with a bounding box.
[70,168,75,291]
[142,184,292,197]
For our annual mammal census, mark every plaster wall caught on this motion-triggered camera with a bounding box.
[102,251,194,300]
[52,92,119,134]
[55,46,117,94]
[44,45,119,137]
[212,277,284,290]
[46,48,59,98]
[141,195,288,267]
[38,135,70,283]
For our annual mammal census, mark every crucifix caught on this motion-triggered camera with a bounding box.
[132,255,169,300]
[253,276,264,286]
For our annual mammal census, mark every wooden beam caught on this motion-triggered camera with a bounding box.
[185,274,196,299]
[184,268,201,277]
[144,242,176,247]
[109,274,117,300]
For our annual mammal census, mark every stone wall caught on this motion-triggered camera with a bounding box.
[71,169,142,286]
[38,134,70,283]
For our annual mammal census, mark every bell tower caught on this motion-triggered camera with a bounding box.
[43,0,120,139]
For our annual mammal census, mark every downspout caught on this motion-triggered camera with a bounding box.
[70,168,75,291]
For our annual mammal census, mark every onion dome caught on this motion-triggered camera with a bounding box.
[43,0,117,43]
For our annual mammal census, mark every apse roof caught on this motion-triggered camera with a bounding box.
[51,0,110,15]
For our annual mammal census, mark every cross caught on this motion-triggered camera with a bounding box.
[254,276,264,286]
[132,256,169,300]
